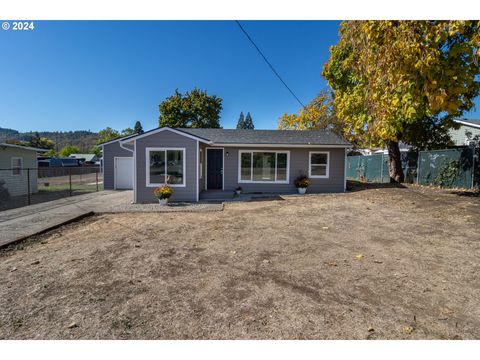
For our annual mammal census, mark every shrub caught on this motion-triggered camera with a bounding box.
[153,185,173,199]
[295,175,310,188]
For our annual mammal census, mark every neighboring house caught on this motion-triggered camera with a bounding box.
[0,143,40,198]
[102,127,350,203]
[69,153,99,165]
[450,119,480,146]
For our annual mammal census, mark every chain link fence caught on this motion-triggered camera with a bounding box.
[0,166,103,212]
[347,146,479,190]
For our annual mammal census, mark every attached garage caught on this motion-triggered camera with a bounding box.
[101,135,136,190]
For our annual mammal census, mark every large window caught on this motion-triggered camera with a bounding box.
[309,151,329,178]
[146,148,185,187]
[11,157,23,176]
[239,151,289,183]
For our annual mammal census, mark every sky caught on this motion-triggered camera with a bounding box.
[0,20,479,133]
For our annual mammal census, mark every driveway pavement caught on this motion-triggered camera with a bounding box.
[0,191,132,247]
[0,190,223,248]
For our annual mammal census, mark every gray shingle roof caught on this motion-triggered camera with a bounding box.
[178,128,350,146]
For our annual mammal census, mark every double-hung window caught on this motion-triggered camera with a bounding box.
[309,151,329,178]
[146,148,185,187]
[11,157,23,176]
[239,151,289,183]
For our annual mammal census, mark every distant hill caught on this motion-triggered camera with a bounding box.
[0,127,99,152]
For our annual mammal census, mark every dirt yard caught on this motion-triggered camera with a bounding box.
[1,183,479,339]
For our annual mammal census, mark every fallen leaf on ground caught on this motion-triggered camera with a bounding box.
[355,254,364,260]
[67,322,78,329]
[373,260,383,264]
[30,260,40,265]
[368,327,375,332]
[322,226,329,230]
[402,326,414,334]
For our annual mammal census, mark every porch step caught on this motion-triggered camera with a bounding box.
[199,190,234,200]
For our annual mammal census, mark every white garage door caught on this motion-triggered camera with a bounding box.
[115,157,133,189]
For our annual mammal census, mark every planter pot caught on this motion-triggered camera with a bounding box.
[158,198,168,206]
[297,187,307,194]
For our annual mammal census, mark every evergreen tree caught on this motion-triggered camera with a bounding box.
[244,112,255,130]
[134,121,144,134]
[236,112,245,129]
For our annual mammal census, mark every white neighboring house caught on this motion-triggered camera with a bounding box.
[450,119,480,146]
[0,143,41,198]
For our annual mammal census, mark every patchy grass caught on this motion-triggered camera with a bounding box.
[1,184,479,339]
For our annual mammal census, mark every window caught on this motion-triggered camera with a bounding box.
[146,148,185,187]
[309,151,329,178]
[239,151,289,183]
[11,157,23,176]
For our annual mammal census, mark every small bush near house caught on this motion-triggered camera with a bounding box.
[153,185,173,200]
[295,175,310,188]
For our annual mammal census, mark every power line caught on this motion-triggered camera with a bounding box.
[235,20,306,108]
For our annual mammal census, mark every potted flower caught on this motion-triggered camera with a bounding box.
[235,186,242,195]
[295,175,310,194]
[153,185,173,205]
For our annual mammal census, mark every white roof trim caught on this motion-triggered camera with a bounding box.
[212,143,351,148]
[454,119,480,129]
[120,127,212,144]
[99,134,138,147]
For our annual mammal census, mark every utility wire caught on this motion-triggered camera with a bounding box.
[235,20,306,108]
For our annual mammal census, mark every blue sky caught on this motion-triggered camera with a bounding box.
[0,20,479,133]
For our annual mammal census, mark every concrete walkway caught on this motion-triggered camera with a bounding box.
[0,191,132,248]
[0,190,223,248]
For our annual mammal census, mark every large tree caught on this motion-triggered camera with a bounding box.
[278,90,351,141]
[158,88,222,128]
[323,20,480,182]
[236,112,245,129]
[244,112,255,130]
[97,127,120,144]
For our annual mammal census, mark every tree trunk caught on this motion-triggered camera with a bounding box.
[387,140,404,183]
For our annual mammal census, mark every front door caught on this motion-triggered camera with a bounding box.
[207,149,223,189]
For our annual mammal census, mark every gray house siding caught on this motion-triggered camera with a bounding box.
[135,130,198,203]
[0,147,38,197]
[220,146,345,193]
[102,141,133,190]
[449,125,480,146]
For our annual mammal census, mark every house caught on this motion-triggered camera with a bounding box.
[101,127,350,203]
[450,119,480,146]
[69,153,99,165]
[0,143,40,198]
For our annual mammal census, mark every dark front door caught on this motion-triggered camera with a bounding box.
[207,148,223,189]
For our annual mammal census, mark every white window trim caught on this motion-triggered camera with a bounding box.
[238,150,290,184]
[309,151,330,179]
[145,147,186,187]
[11,157,23,176]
